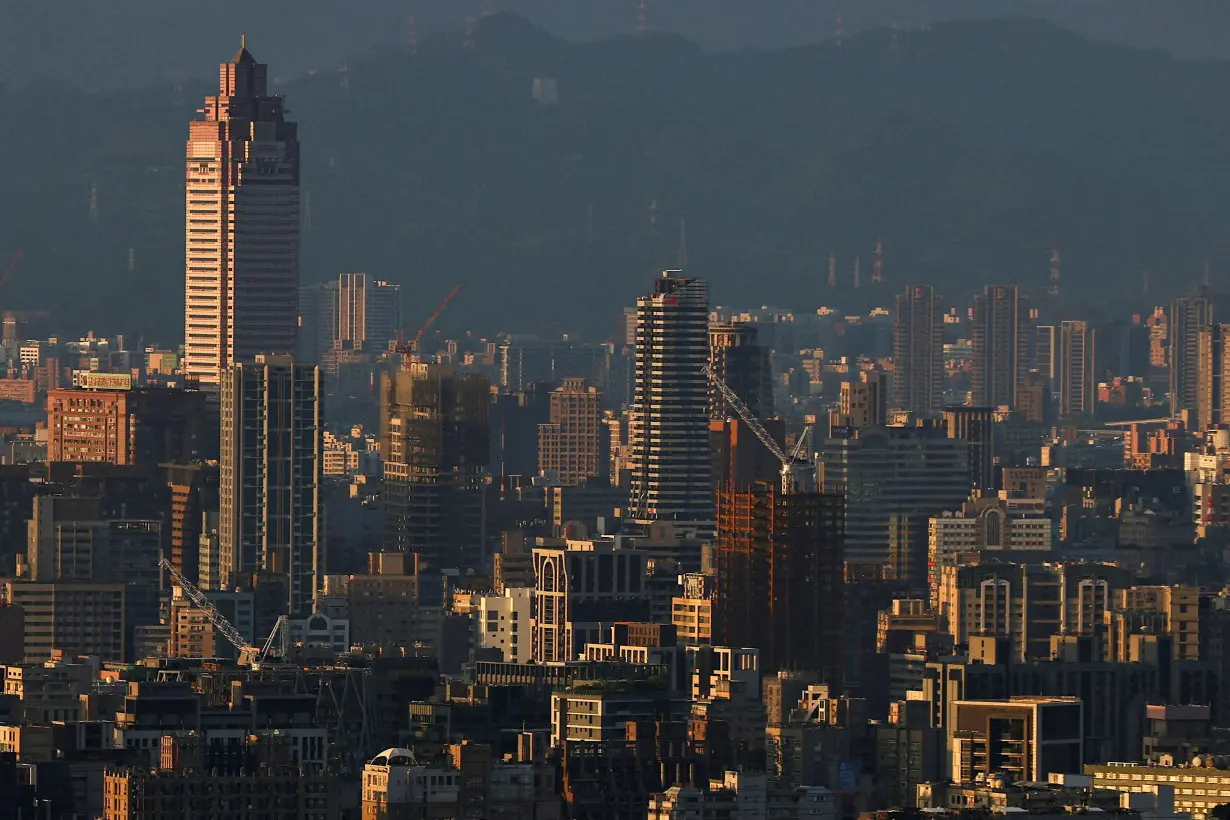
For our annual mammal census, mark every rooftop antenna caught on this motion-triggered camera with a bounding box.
[407,14,418,55]
[853,257,861,289]
[647,198,660,233]
[1204,258,1211,289]
[828,254,836,288]
[1048,249,1061,297]
[1142,270,1150,296]
[872,238,884,285]
[637,0,651,36]
[676,218,688,269]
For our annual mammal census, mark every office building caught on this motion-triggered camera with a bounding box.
[893,284,945,413]
[299,274,402,361]
[1058,320,1096,419]
[183,41,300,389]
[628,272,712,525]
[538,378,602,486]
[708,322,774,420]
[942,406,997,493]
[950,697,1084,783]
[1196,324,1230,430]
[220,355,322,616]
[3,580,126,663]
[714,481,844,680]
[971,285,1033,409]
[1171,292,1214,419]
[928,499,1052,590]
[382,363,489,571]
[818,423,972,567]
[336,273,401,352]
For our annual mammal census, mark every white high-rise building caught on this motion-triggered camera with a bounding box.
[220,355,321,616]
[628,272,712,525]
[184,40,300,389]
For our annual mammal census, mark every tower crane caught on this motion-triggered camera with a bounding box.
[393,283,464,368]
[704,364,814,495]
[160,558,286,666]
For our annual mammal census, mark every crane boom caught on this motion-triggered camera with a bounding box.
[705,364,790,464]
[160,558,256,662]
[410,284,464,349]
[704,364,815,494]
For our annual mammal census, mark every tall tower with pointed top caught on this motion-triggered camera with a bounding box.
[184,40,300,389]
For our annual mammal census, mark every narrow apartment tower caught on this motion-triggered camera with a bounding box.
[971,285,1033,409]
[892,284,945,413]
[219,355,321,616]
[628,272,712,525]
[184,41,300,388]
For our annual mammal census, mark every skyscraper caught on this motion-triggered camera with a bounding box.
[184,41,300,389]
[892,285,945,413]
[336,273,402,352]
[1170,292,1214,419]
[1058,320,1096,419]
[628,272,712,524]
[219,355,321,616]
[971,285,1033,409]
[381,362,490,570]
[1035,325,1057,381]
[708,322,774,420]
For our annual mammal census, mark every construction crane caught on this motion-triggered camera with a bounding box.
[394,283,464,368]
[704,364,814,495]
[160,558,286,666]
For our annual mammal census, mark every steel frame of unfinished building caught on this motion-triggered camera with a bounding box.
[714,481,845,682]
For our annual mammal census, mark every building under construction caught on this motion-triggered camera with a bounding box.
[380,362,490,571]
[713,481,844,683]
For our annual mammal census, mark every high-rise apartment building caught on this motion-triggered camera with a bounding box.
[1170,292,1214,418]
[1058,320,1096,419]
[971,286,1033,409]
[381,363,490,571]
[538,378,602,486]
[892,285,945,413]
[629,273,712,524]
[184,42,300,389]
[708,322,774,420]
[1196,324,1230,430]
[220,355,322,616]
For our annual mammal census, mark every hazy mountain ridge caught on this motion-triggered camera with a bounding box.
[0,16,1227,340]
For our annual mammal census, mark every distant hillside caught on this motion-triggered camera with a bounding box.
[4,1,1230,90]
[1,15,1229,341]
